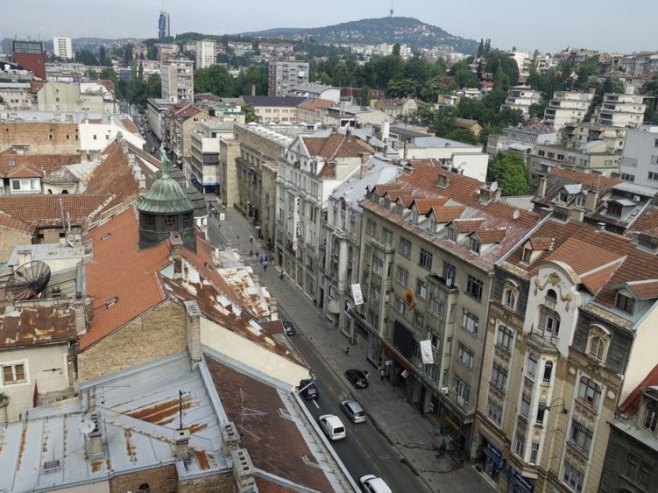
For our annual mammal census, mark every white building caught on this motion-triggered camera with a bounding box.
[160,59,194,103]
[544,91,594,130]
[593,89,647,129]
[619,125,658,187]
[52,36,73,60]
[509,51,532,76]
[503,85,543,118]
[195,40,216,69]
[288,83,341,103]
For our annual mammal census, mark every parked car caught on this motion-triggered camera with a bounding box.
[299,379,319,400]
[318,414,346,441]
[340,399,366,424]
[282,320,295,336]
[345,369,369,389]
[359,475,392,493]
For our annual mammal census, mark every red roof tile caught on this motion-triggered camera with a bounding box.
[0,194,107,226]
[302,133,374,160]
[5,164,42,178]
[80,207,170,350]
[619,362,658,414]
[625,280,658,300]
[430,205,466,222]
[120,118,139,134]
[529,237,554,250]
[475,228,507,244]
[544,237,623,277]
[298,98,334,111]
[452,218,485,233]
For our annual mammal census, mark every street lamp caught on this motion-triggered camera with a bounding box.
[538,398,568,414]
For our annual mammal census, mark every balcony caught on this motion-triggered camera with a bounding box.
[528,328,560,352]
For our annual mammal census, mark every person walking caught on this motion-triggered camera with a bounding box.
[263,260,268,271]
[344,345,350,356]
[380,366,385,381]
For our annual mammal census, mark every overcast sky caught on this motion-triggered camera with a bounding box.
[1,0,655,54]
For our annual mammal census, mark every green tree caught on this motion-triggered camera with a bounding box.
[356,86,371,106]
[85,68,99,79]
[641,76,658,123]
[99,67,117,84]
[446,128,478,145]
[243,103,259,123]
[487,152,529,196]
[76,50,99,66]
[528,100,548,119]
[99,46,108,66]
[385,78,417,98]
[233,64,268,96]
[146,73,161,98]
[123,44,133,65]
[450,60,478,88]
[194,65,234,97]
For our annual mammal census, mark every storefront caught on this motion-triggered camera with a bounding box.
[482,441,505,481]
[507,468,535,493]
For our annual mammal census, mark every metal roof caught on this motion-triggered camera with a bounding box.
[330,157,402,212]
[0,354,229,492]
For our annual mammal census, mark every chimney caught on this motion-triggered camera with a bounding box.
[88,432,105,459]
[222,422,241,455]
[359,153,371,178]
[232,449,256,493]
[381,120,390,141]
[170,232,183,279]
[74,302,87,335]
[184,300,201,365]
[584,189,598,211]
[174,428,191,462]
[537,177,548,199]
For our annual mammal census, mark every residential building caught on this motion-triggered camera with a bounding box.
[593,90,647,129]
[560,122,627,153]
[503,85,543,118]
[166,104,215,173]
[268,60,309,97]
[528,141,621,190]
[189,120,234,194]
[487,126,557,157]
[322,156,402,338]
[544,91,595,130]
[52,36,73,59]
[239,95,307,123]
[297,98,335,125]
[160,59,194,103]
[600,365,658,492]
[353,163,537,452]
[275,129,375,303]
[37,81,116,113]
[158,9,170,39]
[288,82,340,103]
[454,118,483,137]
[472,218,658,493]
[324,103,391,128]
[155,42,179,61]
[146,97,176,140]
[12,40,45,80]
[619,125,658,187]
[373,98,419,120]
[196,39,216,69]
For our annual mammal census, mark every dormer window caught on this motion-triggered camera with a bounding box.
[437,174,448,188]
[468,236,481,254]
[503,281,518,310]
[522,245,532,263]
[644,402,658,432]
[429,218,437,232]
[410,210,419,223]
[447,227,457,242]
[575,194,585,208]
[558,191,569,203]
[589,336,605,361]
[615,292,635,314]
[607,202,622,218]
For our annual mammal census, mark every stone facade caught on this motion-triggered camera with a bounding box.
[78,300,186,382]
[109,465,177,493]
[0,122,80,154]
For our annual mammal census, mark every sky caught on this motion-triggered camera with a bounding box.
[1,0,656,54]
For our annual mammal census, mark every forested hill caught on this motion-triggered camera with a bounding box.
[242,16,479,54]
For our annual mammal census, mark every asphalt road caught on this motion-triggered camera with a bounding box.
[283,312,428,493]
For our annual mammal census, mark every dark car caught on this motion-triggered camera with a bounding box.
[345,369,369,389]
[299,379,319,400]
[282,320,295,336]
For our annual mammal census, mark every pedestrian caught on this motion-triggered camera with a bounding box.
[364,370,370,380]
[344,345,350,356]
[249,235,253,243]
[279,270,284,280]
[263,260,268,271]
[380,367,385,381]
[249,249,253,257]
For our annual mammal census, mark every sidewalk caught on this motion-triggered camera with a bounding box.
[214,208,496,493]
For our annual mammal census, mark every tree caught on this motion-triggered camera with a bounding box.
[243,103,259,123]
[528,100,548,119]
[99,46,108,66]
[446,128,478,145]
[85,69,99,79]
[99,67,117,84]
[487,152,529,196]
[146,74,161,98]
[123,44,133,65]
[233,64,268,96]
[356,86,371,106]
[76,50,99,66]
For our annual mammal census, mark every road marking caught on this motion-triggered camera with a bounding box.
[378,454,392,461]
[312,400,320,409]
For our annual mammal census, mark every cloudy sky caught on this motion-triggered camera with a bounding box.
[1,0,655,53]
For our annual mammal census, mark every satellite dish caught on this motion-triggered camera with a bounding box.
[79,419,96,435]
[4,260,51,301]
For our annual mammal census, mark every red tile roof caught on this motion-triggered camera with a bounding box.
[79,207,170,350]
[0,153,80,177]
[5,164,42,178]
[625,280,658,301]
[120,118,139,134]
[430,205,466,222]
[529,237,554,250]
[298,98,334,111]
[619,362,658,414]
[0,194,107,226]
[0,212,33,233]
[544,237,623,277]
[302,133,374,160]
[452,218,485,233]
[412,198,447,214]
[475,228,508,244]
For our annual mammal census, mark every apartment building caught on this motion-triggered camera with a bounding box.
[473,218,658,493]
[353,163,537,451]
[503,85,543,118]
[195,40,216,69]
[560,122,627,153]
[239,95,306,123]
[593,91,647,129]
[52,36,73,60]
[275,130,374,303]
[268,61,309,97]
[619,125,658,187]
[189,121,234,194]
[322,157,402,337]
[37,81,115,113]
[160,59,194,103]
[487,126,557,157]
[287,82,340,103]
[544,91,595,131]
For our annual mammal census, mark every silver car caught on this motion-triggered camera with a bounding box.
[340,399,366,424]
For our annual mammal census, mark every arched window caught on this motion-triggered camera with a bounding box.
[543,361,553,384]
[589,336,605,361]
[578,376,601,409]
[546,289,557,306]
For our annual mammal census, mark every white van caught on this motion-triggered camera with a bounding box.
[318,414,346,441]
[359,475,392,493]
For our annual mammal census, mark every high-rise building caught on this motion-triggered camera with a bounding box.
[195,40,215,69]
[53,36,73,60]
[268,61,309,96]
[158,10,170,40]
[160,59,194,103]
[12,40,46,80]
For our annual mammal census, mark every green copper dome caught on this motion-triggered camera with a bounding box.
[137,146,193,214]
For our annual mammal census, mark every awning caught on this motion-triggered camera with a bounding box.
[327,299,340,314]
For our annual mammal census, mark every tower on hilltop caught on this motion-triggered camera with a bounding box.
[158,8,170,40]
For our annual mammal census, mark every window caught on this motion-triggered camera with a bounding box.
[416,279,427,300]
[418,248,433,270]
[468,236,480,254]
[447,227,457,241]
[569,419,593,454]
[487,397,503,425]
[396,266,409,286]
[626,454,652,488]
[399,237,411,258]
[504,286,516,309]
[644,403,658,431]
[522,246,532,263]
[491,363,508,391]
[543,361,553,384]
[496,325,513,352]
[649,171,658,182]
[366,218,376,236]
[455,377,470,405]
[372,255,384,275]
[458,345,474,368]
[442,262,456,284]
[563,460,584,492]
[429,295,443,317]
[529,442,540,464]
[615,292,635,313]
[536,407,546,426]
[462,311,479,335]
[370,285,381,302]
[394,296,405,315]
[466,275,483,300]
[413,311,424,328]
[164,215,176,227]
[514,429,525,456]
[578,376,601,409]
[520,392,531,418]
[2,363,26,385]
[526,353,538,378]
[589,336,605,361]
[383,228,393,246]
[410,210,419,223]
[575,195,585,207]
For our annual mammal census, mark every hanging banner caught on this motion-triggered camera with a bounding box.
[420,339,435,364]
[351,284,364,305]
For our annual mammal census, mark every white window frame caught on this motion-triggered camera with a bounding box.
[1,361,28,385]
